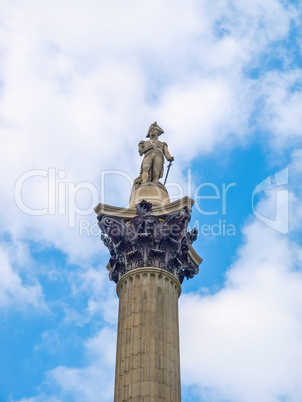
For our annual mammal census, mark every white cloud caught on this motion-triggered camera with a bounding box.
[0,0,299,265]
[0,2,301,400]
[63,267,118,326]
[156,77,251,162]
[49,328,116,402]
[0,241,46,310]
[180,183,302,401]
[17,154,302,402]
[18,327,116,402]
[257,70,302,146]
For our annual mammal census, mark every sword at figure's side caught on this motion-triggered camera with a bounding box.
[164,160,173,186]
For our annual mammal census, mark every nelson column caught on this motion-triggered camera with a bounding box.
[94,122,202,401]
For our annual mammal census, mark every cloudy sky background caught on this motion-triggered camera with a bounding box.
[1,0,302,401]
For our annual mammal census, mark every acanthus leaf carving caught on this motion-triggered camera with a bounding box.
[98,202,200,284]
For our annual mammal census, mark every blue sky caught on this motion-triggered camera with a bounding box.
[1,1,302,401]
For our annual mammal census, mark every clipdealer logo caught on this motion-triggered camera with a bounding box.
[13,167,289,236]
[252,167,289,234]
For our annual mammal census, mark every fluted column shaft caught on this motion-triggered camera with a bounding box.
[114,267,182,402]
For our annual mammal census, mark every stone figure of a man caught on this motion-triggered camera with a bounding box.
[138,122,174,185]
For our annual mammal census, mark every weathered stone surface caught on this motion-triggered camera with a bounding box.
[98,200,200,284]
[95,159,202,402]
[114,267,182,402]
[94,196,195,220]
[132,122,174,187]
[129,182,170,208]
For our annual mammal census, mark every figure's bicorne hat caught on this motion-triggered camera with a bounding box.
[146,121,164,138]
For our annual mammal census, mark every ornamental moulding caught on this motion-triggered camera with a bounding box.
[98,200,201,284]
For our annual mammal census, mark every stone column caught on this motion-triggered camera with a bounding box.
[114,267,181,402]
[95,198,202,402]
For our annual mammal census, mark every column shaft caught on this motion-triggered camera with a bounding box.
[114,267,181,402]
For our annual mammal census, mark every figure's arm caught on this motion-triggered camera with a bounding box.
[138,140,153,156]
[138,141,145,156]
[163,142,174,161]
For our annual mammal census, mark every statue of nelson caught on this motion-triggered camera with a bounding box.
[138,122,174,185]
